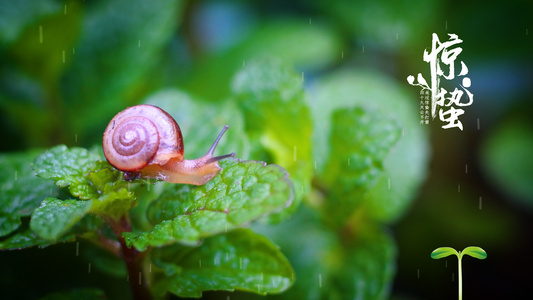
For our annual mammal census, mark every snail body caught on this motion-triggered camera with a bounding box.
[103,104,235,185]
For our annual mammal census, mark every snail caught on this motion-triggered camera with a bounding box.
[102,104,235,185]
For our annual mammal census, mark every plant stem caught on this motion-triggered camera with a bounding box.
[109,216,152,300]
[458,256,462,300]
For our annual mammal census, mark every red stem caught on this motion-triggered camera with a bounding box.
[109,216,152,300]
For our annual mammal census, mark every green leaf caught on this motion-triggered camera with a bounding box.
[460,246,487,260]
[431,247,459,259]
[184,18,343,100]
[334,227,396,300]
[62,0,184,137]
[124,158,293,251]
[30,198,92,240]
[33,145,102,197]
[231,58,313,221]
[0,150,58,236]
[89,187,136,221]
[33,145,137,220]
[251,207,396,300]
[324,107,401,223]
[143,89,250,160]
[0,224,74,250]
[39,288,107,300]
[310,69,429,222]
[151,229,294,298]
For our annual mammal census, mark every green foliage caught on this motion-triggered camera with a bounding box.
[33,145,136,220]
[251,206,396,300]
[0,1,432,299]
[0,150,58,236]
[310,69,429,223]
[232,58,313,221]
[33,145,104,198]
[183,19,343,101]
[1,143,295,297]
[0,225,73,250]
[30,197,91,240]
[124,158,293,250]
[151,229,294,298]
[324,107,401,223]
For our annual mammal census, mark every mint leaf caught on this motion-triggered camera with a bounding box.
[90,187,136,221]
[124,158,293,251]
[335,227,396,300]
[310,69,429,222]
[30,198,92,240]
[324,107,401,223]
[232,58,313,221]
[0,150,58,236]
[151,229,294,298]
[0,225,74,250]
[33,145,137,220]
[33,145,102,198]
[252,207,396,300]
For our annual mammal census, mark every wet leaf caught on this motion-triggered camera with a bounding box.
[324,107,401,223]
[30,197,92,240]
[251,207,396,300]
[151,229,294,298]
[232,58,313,222]
[310,69,429,222]
[33,145,136,220]
[0,150,58,236]
[124,158,293,251]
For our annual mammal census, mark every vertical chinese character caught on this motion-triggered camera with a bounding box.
[407,33,473,130]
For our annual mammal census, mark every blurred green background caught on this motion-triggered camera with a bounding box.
[1,0,532,299]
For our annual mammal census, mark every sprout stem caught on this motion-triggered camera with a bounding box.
[458,255,463,300]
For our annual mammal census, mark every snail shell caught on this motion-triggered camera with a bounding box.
[103,104,234,185]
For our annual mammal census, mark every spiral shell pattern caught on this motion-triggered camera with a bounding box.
[103,105,183,171]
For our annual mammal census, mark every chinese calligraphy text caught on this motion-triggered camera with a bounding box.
[407,33,473,130]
